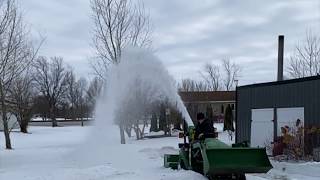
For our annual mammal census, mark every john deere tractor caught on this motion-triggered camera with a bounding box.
[164,121,272,180]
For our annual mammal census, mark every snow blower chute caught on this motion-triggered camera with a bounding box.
[164,120,272,180]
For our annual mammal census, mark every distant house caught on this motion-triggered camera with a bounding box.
[179,91,235,123]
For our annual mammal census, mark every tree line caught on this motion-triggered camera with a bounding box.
[0,0,103,149]
[32,57,102,127]
[3,55,103,145]
[178,58,241,92]
[3,55,103,149]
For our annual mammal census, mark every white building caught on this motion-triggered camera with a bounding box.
[0,112,19,131]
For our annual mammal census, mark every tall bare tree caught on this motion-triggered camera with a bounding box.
[201,63,221,91]
[90,0,152,79]
[287,31,320,78]
[91,0,151,144]
[33,57,68,127]
[201,59,241,91]
[221,58,241,90]
[0,0,41,149]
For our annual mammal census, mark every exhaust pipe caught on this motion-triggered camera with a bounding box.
[277,35,284,81]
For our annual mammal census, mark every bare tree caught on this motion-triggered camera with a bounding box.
[91,0,151,143]
[178,79,195,92]
[201,59,241,91]
[201,63,221,91]
[178,78,209,92]
[66,70,77,120]
[33,57,69,127]
[9,72,35,133]
[194,80,209,91]
[0,0,41,149]
[90,0,152,79]
[221,58,241,90]
[287,31,320,78]
[75,77,87,126]
[114,78,162,140]
[86,77,103,116]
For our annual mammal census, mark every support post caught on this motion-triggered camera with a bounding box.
[235,81,239,143]
[273,108,278,149]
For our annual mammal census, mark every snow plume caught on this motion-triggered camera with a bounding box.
[70,47,192,167]
[94,47,193,135]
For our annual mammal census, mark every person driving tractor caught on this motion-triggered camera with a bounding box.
[194,112,215,140]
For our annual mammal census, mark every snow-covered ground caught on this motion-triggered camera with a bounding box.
[1,124,320,180]
[0,126,205,180]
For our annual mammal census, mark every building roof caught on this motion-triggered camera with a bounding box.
[238,75,320,89]
[178,91,235,103]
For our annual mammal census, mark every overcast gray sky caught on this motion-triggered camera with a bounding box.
[21,0,320,85]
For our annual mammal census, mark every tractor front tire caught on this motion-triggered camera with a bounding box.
[237,174,246,180]
[208,173,246,180]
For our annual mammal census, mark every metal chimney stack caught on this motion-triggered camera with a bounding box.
[277,35,284,81]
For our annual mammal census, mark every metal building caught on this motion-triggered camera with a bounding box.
[236,75,320,154]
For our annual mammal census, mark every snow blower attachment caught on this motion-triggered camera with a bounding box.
[164,126,272,180]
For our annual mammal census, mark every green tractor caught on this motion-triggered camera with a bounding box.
[164,125,272,180]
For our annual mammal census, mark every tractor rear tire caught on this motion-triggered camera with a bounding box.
[179,159,186,170]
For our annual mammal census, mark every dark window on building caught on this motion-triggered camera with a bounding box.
[221,105,224,114]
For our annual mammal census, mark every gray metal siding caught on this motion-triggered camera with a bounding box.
[236,78,320,144]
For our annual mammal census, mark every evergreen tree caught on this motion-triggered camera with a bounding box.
[150,112,158,132]
[223,104,234,140]
[158,104,167,134]
[223,104,234,132]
